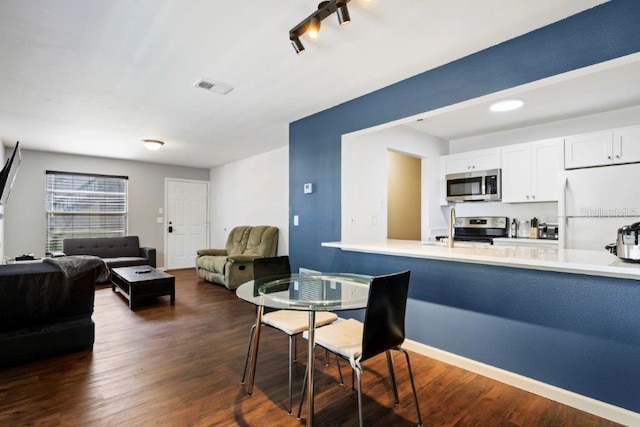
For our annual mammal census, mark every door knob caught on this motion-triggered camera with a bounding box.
[168,221,173,233]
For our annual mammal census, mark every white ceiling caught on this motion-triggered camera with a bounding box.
[0,0,610,169]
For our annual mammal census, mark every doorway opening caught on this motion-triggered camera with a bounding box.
[387,150,421,240]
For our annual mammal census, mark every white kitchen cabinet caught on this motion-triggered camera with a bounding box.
[502,138,563,203]
[614,125,640,164]
[444,148,500,174]
[564,125,640,169]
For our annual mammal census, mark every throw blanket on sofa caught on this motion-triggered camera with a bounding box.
[44,255,110,282]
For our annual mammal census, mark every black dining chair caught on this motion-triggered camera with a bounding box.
[297,270,422,427]
[241,256,339,414]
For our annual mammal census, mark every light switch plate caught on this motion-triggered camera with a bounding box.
[156,217,163,223]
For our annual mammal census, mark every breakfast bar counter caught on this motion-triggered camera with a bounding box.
[321,238,640,420]
[321,240,640,281]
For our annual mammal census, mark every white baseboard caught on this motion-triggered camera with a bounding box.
[402,339,640,426]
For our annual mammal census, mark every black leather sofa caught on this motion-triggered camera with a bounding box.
[0,262,99,365]
[63,236,156,269]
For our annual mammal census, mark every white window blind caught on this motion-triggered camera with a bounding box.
[46,171,128,253]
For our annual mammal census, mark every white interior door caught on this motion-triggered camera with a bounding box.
[167,179,209,269]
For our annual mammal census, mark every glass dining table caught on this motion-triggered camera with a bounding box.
[236,273,371,426]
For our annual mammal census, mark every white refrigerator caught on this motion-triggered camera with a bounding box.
[559,163,640,250]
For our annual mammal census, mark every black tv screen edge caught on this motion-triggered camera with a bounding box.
[0,141,21,206]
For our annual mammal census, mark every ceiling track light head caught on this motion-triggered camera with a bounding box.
[336,1,351,25]
[290,35,305,54]
[289,0,353,52]
[307,17,321,39]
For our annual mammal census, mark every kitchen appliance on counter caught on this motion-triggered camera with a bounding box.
[446,169,501,202]
[559,164,640,250]
[437,216,508,244]
[537,223,559,240]
[605,222,640,262]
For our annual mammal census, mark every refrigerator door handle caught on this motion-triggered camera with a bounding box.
[558,174,567,249]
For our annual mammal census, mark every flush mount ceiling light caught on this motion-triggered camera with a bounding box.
[289,0,353,55]
[143,139,164,151]
[489,99,524,112]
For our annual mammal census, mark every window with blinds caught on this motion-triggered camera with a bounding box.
[45,171,128,253]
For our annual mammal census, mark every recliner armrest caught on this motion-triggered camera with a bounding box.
[197,249,227,257]
[139,247,157,268]
[228,254,260,263]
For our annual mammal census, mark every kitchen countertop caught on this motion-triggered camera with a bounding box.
[321,240,640,281]
[492,237,559,246]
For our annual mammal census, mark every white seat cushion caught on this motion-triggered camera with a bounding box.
[261,310,338,336]
[304,318,363,361]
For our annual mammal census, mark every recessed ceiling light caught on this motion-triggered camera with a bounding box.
[489,99,524,112]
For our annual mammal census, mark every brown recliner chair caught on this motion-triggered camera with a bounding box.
[195,226,279,290]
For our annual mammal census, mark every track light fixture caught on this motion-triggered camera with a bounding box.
[289,0,353,54]
[336,1,351,25]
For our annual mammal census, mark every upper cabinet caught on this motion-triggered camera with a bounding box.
[502,138,563,203]
[444,148,501,174]
[564,125,640,169]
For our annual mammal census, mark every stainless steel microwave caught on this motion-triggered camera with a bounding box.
[446,169,501,202]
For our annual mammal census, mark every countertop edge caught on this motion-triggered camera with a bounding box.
[321,241,640,281]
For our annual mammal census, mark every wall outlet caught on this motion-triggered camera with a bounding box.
[369,215,377,226]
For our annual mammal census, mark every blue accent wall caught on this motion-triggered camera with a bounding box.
[289,0,640,413]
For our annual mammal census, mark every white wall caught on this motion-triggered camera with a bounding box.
[0,141,4,260]
[4,149,209,267]
[342,126,448,243]
[209,146,289,255]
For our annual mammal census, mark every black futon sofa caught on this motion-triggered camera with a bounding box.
[63,236,156,269]
[0,261,100,365]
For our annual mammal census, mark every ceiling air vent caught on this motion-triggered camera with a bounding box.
[194,78,234,95]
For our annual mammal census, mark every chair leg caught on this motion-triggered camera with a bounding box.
[335,353,344,386]
[399,348,423,427]
[386,350,399,405]
[293,334,298,363]
[296,363,308,420]
[241,324,256,384]
[287,335,295,414]
[355,364,364,427]
[351,365,358,391]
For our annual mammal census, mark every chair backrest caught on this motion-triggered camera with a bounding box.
[252,256,291,298]
[361,270,410,362]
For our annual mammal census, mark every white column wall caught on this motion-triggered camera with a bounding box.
[209,146,289,255]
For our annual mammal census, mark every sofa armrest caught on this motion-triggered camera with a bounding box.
[228,254,260,263]
[139,247,157,268]
[197,249,228,257]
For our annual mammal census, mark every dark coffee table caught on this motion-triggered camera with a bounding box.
[111,265,175,310]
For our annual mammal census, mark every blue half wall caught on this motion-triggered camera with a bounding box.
[289,0,640,413]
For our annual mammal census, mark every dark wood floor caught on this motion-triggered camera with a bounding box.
[0,269,619,426]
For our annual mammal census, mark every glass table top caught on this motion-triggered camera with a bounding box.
[236,273,371,311]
